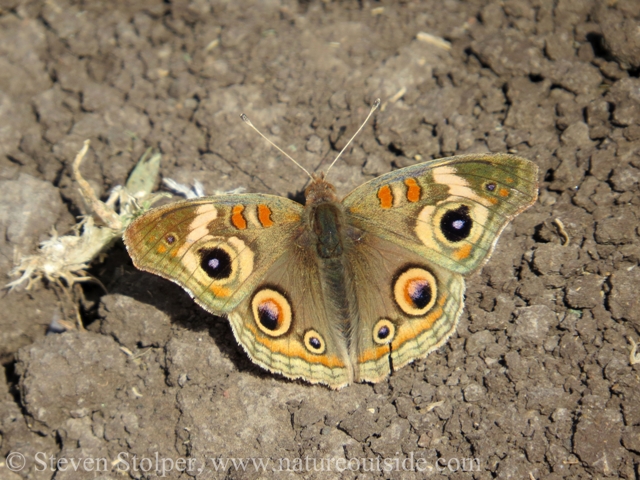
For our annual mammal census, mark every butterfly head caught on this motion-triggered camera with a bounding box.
[304,174,339,206]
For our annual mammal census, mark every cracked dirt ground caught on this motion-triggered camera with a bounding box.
[1,1,640,479]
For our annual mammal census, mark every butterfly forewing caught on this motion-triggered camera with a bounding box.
[342,153,538,275]
[124,194,305,314]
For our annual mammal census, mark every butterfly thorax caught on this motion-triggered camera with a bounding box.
[304,175,345,259]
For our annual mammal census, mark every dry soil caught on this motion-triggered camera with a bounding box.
[1,1,640,479]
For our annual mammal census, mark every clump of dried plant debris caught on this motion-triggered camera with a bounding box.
[7,140,169,291]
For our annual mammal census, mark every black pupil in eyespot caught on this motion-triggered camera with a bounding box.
[199,248,232,279]
[258,302,279,330]
[309,337,321,349]
[409,280,432,309]
[378,326,390,339]
[166,235,175,244]
[440,205,472,242]
[486,183,496,191]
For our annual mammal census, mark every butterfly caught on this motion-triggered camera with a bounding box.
[123,102,538,389]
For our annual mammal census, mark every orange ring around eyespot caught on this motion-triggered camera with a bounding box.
[393,267,438,317]
[251,288,292,337]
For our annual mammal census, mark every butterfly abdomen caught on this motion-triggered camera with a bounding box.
[305,184,359,363]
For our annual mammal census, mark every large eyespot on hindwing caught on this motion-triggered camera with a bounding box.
[393,266,438,317]
[251,288,292,337]
[303,329,326,354]
[373,319,396,345]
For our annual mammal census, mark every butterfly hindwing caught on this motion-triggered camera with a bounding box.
[344,234,466,384]
[227,243,352,388]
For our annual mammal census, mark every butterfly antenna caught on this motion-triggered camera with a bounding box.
[325,98,380,177]
[240,113,313,180]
